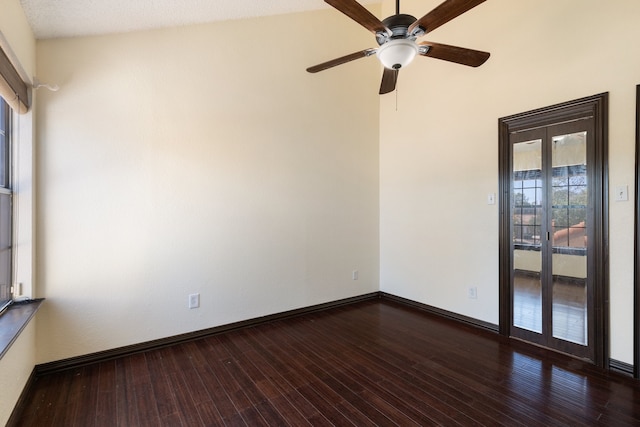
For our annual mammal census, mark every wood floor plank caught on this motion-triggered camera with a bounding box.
[245,330,344,425]
[238,331,323,421]
[294,308,492,424]
[284,324,470,425]
[144,350,180,419]
[121,354,161,427]
[114,358,139,426]
[331,304,574,425]
[43,374,71,427]
[202,340,255,413]
[267,394,314,427]
[194,400,225,426]
[281,340,406,426]
[189,340,246,425]
[95,360,117,424]
[158,412,183,427]
[237,405,270,426]
[72,363,101,427]
[14,374,56,426]
[259,323,404,426]
[179,365,213,406]
[222,340,313,425]
[167,371,205,426]
[296,383,355,426]
[132,382,161,427]
[219,331,341,426]
[95,390,117,427]
[345,310,577,426]
[282,323,474,426]
[12,299,640,427]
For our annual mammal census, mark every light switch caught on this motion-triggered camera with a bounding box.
[615,185,628,202]
[487,193,496,205]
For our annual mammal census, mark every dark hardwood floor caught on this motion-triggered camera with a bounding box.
[13,299,640,426]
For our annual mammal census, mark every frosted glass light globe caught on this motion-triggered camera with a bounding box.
[376,39,418,70]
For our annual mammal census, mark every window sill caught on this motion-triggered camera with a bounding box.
[0,299,43,360]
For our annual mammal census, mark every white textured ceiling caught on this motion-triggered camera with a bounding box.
[20,0,380,39]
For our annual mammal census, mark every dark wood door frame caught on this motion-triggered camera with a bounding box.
[635,85,640,379]
[498,93,609,369]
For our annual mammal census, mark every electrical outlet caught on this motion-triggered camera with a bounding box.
[352,270,359,280]
[468,287,477,299]
[188,293,200,309]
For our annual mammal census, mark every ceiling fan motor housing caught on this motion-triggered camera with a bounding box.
[377,14,418,44]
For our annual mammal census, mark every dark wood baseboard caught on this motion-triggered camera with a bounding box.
[379,292,500,333]
[30,290,635,380]
[609,358,634,377]
[34,292,381,376]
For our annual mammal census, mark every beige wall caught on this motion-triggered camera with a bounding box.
[35,8,381,363]
[0,0,36,424]
[0,321,36,424]
[0,0,35,78]
[379,0,640,363]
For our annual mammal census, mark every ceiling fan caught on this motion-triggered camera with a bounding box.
[307,0,490,94]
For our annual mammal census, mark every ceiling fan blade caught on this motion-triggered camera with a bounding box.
[419,41,490,67]
[409,0,485,35]
[379,68,398,95]
[307,48,376,73]
[325,0,390,35]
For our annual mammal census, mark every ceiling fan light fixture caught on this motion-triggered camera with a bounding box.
[376,39,418,70]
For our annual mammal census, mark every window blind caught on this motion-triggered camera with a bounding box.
[0,44,29,114]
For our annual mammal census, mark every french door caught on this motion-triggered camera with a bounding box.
[499,94,608,366]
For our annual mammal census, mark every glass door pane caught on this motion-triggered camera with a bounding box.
[551,131,588,345]
[512,139,543,333]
